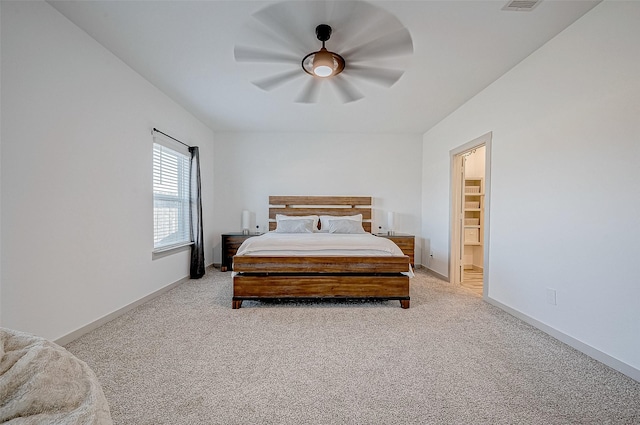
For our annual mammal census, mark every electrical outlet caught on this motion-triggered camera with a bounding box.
[546,288,557,305]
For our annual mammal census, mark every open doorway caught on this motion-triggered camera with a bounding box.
[450,133,491,297]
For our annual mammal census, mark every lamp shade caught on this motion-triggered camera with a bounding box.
[387,211,395,231]
[241,210,250,231]
[313,48,334,77]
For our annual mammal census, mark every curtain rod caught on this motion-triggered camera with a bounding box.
[152,128,192,148]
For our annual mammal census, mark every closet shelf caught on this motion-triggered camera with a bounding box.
[463,177,484,247]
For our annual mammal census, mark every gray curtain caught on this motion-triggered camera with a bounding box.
[189,146,205,278]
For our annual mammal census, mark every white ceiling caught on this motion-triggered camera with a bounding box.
[48,0,600,134]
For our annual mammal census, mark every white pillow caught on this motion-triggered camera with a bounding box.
[319,214,362,232]
[276,214,319,230]
[274,218,315,233]
[327,219,366,234]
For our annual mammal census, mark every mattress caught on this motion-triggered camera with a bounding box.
[235,232,405,257]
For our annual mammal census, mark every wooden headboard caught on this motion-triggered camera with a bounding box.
[269,196,372,232]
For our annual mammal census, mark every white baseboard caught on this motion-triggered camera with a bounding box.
[55,265,213,346]
[486,297,640,383]
[422,266,449,282]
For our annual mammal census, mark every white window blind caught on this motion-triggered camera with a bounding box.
[153,142,191,250]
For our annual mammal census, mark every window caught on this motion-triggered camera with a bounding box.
[153,142,191,251]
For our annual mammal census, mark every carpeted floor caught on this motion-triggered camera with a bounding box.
[66,268,640,425]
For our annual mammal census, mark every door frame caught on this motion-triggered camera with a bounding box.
[449,132,492,298]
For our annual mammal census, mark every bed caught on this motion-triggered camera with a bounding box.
[232,196,411,309]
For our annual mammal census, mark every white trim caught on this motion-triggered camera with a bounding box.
[424,267,449,282]
[481,138,491,299]
[486,297,640,383]
[152,243,192,260]
[54,266,211,346]
[413,263,449,281]
[449,152,464,285]
[152,241,193,255]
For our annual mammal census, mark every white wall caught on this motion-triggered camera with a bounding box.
[422,1,640,375]
[1,1,215,340]
[0,2,3,327]
[214,132,423,263]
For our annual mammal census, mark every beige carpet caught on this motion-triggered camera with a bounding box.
[66,268,640,425]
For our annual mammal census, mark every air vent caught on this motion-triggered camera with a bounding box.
[502,0,541,11]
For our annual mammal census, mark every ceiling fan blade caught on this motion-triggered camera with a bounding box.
[253,70,303,91]
[326,2,391,52]
[251,4,311,55]
[330,75,364,104]
[234,46,300,64]
[344,65,405,87]
[242,17,310,57]
[295,78,321,104]
[342,27,413,62]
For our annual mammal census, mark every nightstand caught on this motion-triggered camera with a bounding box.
[221,233,257,272]
[376,233,415,266]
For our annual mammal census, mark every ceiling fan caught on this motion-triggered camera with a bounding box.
[234,0,413,104]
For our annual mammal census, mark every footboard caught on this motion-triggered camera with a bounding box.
[232,255,410,309]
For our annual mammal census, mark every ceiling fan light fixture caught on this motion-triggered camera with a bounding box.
[301,24,345,78]
[302,49,345,78]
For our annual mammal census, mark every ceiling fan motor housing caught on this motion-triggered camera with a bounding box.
[315,24,332,42]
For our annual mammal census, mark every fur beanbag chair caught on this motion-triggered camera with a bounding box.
[0,328,113,424]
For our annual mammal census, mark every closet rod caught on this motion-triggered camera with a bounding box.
[152,128,191,148]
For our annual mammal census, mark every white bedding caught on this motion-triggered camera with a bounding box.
[235,232,413,276]
[236,232,405,257]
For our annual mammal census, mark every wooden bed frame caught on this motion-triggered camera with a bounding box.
[232,196,410,309]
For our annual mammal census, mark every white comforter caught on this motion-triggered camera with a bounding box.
[236,232,406,257]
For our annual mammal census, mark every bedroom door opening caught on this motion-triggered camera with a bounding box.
[450,133,491,297]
